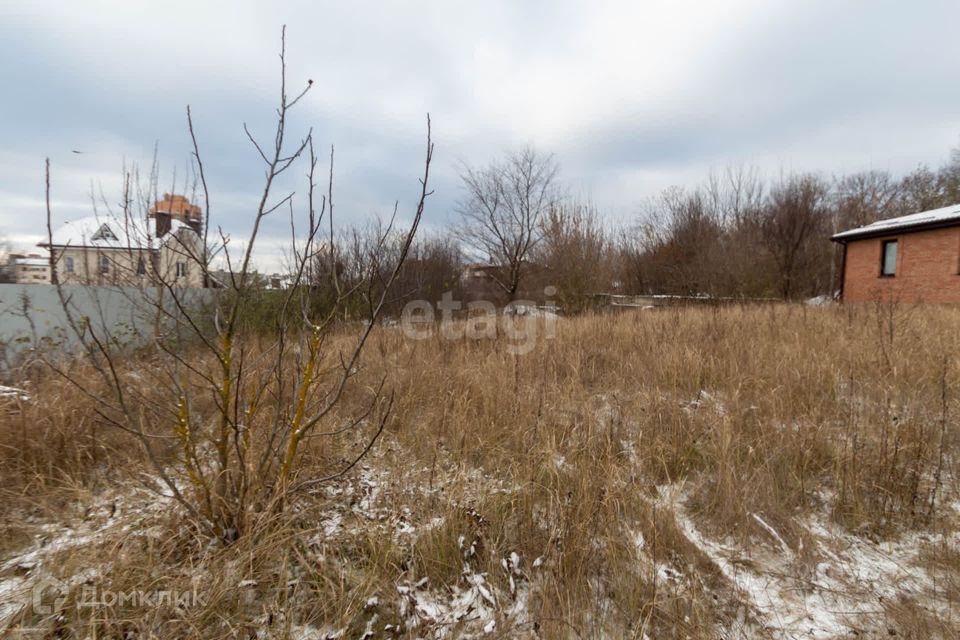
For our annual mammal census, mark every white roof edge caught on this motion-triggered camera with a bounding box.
[832,203,960,241]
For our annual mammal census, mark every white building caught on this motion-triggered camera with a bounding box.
[39,212,205,287]
[9,254,51,284]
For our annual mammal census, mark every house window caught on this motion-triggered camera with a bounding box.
[137,257,146,275]
[176,262,187,278]
[881,239,898,277]
[100,255,110,274]
[65,256,74,274]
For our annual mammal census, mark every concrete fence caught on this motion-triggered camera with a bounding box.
[0,284,214,373]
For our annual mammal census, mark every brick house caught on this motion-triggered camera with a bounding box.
[831,204,960,303]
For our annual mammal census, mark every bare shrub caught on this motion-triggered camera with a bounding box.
[38,29,434,542]
[533,200,610,312]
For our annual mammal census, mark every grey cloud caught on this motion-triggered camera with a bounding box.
[2,0,959,267]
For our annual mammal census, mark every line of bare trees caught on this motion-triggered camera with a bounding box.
[618,153,960,300]
[289,143,960,316]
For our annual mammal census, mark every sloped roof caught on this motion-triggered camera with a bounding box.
[832,203,960,242]
[41,215,194,249]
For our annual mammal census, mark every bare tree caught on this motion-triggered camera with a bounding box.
[41,29,434,542]
[938,144,960,205]
[705,165,768,295]
[833,170,901,229]
[456,146,559,301]
[761,174,831,299]
[900,164,945,213]
[628,187,724,296]
[315,219,461,319]
[534,200,609,311]
[705,164,765,227]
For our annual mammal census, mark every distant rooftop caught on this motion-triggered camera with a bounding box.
[149,193,202,222]
[14,258,48,267]
[832,203,960,241]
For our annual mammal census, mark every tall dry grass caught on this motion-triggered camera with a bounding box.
[2,303,959,638]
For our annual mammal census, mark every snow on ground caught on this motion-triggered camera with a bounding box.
[0,384,28,400]
[392,548,532,638]
[0,524,112,627]
[659,482,960,639]
[4,443,958,638]
[0,482,170,629]
[805,295,835,306]
[305,463,533,638]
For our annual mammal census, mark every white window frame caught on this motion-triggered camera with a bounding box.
[881,239,897,277]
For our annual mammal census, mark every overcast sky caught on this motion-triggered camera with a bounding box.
[2,0,959,270]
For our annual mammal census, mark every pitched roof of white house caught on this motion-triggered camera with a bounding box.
[832,203,960,241]
[41,215,194,249]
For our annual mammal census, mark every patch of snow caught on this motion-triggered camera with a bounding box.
[393,550,533,639]
[551,452,568,470]
[320,512,343,537]
[393,516,417,538]
[0,575,27,625]
[683,389,727,415]
[661,483,960,639]
[0,385,28,401]
[503,304,560,320]
[0,482,176,630]
[751,513,791,554]
[360,613,378,639]
[804,294,833,306]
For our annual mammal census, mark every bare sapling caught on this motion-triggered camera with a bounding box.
[40,27,434,542]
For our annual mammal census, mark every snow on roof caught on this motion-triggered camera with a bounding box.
[832,203,960,241]
[14,258,48,267]
[43,215,194,249]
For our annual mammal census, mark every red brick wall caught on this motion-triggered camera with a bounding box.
[842,226,960,303]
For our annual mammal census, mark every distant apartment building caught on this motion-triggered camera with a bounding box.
[5,253,51,284]
[38,194,206,287]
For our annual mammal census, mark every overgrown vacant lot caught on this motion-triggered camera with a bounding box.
[3,304,960,638]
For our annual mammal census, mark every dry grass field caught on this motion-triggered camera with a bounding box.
[2,303,960,639]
